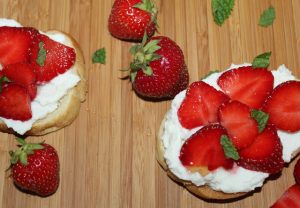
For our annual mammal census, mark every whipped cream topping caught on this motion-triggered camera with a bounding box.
[0,19,80,135]
[161,63,300,193]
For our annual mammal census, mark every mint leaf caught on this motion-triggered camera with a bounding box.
[36,42,46,66]
[252,51,272,68]
[220,135,239,160]
[251,110,269,133]
[0,76,10,93]
[259,6,276,27]
[92,48,106,64]
[201,70,220,80]
[212,0,235,26]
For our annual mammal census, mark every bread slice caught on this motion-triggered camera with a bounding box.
[0,30,87,136]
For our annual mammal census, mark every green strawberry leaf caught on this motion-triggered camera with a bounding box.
[36,42,47,66]
[92,48,106,64]
[130,71,137,82]
[142,66,153,76]
[144,40,161,54]
[16,138,26,145]
[212,0,235,26]
[220,135,239,160]
[259,6,276,27]
[133,0,158,23]
[251,110,269,133]
[252,51,272,68]
[130,45,140,55]
[19,151,28,166]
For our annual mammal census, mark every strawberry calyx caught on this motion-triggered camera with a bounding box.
[133,0,158,25]
[9,138,44,166]
[129,33,161,81]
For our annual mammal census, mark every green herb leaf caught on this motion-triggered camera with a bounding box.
[212,0,235,26]
[201,70,220,80]
[92,48,106,64]
[252,51,272,68]
[220,135,239,160]
[251,110,269,133]
[0,76,10,93]
[259,6,276,27]
[36,42,47,66]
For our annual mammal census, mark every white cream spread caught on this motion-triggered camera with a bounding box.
[161,63,300,193]
[0,19,80,135]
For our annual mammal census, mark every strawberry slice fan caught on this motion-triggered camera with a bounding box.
[178,65,300,175]
[0,26,76,121]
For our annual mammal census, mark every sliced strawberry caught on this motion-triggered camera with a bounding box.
[0,84,32,121]
[218,100,259,150]
[180,124,234,171]
[237,125,284,174]
[0,27,38,66]
[217,66,274,109]
[271,184,300,208]
[178,81,229,129]
[263,81,300,132]
[30,34,76,83]
[2,63,37,100]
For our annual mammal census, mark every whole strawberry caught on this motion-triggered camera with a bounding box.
[130,35,189,99]
[294,158,300,185]
[108,0,158,41]
[9,138,60,197]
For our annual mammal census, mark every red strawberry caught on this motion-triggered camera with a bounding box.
[217,66,274,109]
[218,100,259,150]
[178,81,229,129]
[0,27,38,66]
[263,81,300,132]
[2,63,37,100]
[30,34,76,83]
[294,158,300,185]
[10,138,59,197]
[180,124,234,171]
[130,36,189,99]
[168,65,189,97]
[237,125,284,174]
[0,84,32,121]
[108,0,157,41]
[271,184,300,208]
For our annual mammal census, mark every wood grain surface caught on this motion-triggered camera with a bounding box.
[0,0,300,207]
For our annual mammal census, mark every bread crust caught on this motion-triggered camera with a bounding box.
[156,113,248,200]
[0,30,87,136]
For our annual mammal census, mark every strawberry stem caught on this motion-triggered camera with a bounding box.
[133,0,158,24]
[129,34,161,82]
[9,138,44,166]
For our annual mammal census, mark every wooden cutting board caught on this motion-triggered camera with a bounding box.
[0,0,299,207]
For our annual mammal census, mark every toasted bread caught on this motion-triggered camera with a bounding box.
[0,30,87,136]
